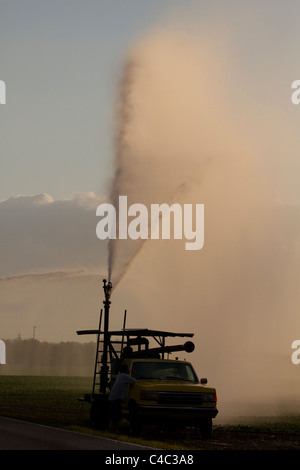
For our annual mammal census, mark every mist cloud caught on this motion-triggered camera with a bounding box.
[103,24,300,415]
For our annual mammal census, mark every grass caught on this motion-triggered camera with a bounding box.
[0,375,92,426]
[1,375,300,450]
[0,375,177,449]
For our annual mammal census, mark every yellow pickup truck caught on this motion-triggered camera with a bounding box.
[120,357,218,439]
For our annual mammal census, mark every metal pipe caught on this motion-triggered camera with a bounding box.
[100,279,112,394]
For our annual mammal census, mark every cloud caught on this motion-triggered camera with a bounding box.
[0,192,107,278]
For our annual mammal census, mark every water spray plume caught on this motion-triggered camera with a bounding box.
[100,23,300,417]
[107,31,221,286]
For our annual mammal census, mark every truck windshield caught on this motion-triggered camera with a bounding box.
[132,361,198,382]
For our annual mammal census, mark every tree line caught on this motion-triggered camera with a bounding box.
[2,337,96,375]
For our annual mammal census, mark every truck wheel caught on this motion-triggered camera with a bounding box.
[200,418,213,440]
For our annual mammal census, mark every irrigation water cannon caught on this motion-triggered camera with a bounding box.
[141,340,195,356]
[123,340,195,358]
[77,279,196,387]
[76,277,205,429]
[76,278,218,435]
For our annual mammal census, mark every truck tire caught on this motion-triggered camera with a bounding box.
[200,418,213,440]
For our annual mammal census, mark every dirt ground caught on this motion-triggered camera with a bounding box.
[138,420,300,450]
[198,428,300,450]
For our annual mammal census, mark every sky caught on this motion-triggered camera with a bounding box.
[1,1,300,414]
[0,0,205,200]
[0,0,300,202]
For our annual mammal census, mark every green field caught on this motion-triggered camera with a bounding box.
[1,375,300,450]
[0,375,92,427]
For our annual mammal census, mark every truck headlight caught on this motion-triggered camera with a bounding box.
[202,393,217,403]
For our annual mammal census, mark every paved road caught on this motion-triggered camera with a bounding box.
[0,417,152,450]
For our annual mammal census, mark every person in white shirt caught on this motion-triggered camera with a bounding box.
[108,364,136,432]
